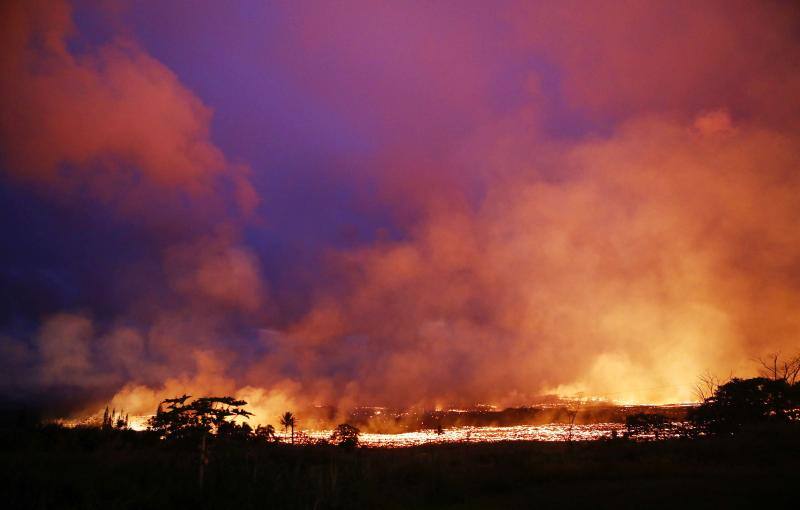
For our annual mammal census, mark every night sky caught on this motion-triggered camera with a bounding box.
[2,1,800,422]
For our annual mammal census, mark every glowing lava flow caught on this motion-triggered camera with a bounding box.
[306,423,629,447]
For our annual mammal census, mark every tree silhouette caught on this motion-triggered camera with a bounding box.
[280,411,296,444]
[330,423,360,449]
[102,406,112,430]
[148,395,253,441]
[689,377,799,434]
[101,406,129,430]
[217,420,253,440]
[694,370,722,401]
[147,395,253,489]
[255,424,277,442]
[757,352,800,385]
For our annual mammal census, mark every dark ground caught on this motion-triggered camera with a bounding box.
[1,423,797,509]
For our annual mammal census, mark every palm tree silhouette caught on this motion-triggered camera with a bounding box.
[280,411,296,444]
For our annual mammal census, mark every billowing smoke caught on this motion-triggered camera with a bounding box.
[2,0,800,427]
[0,0,257,217]
[0,0,261,415]
[280,111,800,408]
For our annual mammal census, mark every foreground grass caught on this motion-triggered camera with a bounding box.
[1,424,797,509]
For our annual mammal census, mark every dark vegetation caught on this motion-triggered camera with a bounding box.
[689,377,800,434]
[687,352,800,435]
[1,419,798,509]
[1,355,798,509]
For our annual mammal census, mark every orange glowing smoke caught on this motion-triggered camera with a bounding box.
[2,1,800,423]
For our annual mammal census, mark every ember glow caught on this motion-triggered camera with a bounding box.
[2,1,800,427]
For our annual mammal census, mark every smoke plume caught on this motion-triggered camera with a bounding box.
[2,0,800,427]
